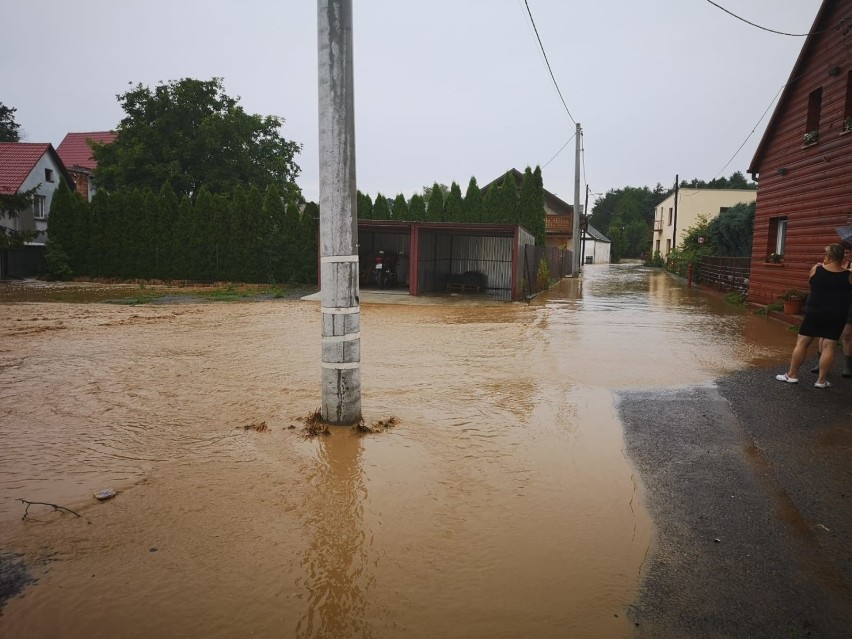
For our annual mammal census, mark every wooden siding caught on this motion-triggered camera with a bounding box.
[748,0,852,305]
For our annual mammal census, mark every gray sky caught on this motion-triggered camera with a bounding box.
[1,0,822,207]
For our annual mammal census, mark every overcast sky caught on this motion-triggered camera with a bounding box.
[1,0,822,208]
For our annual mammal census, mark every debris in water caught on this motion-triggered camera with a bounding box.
[353,416,400,435]
[93,489,117,501]
[17,498,89,522]
[298,408,330,438]
[240,421,268,433]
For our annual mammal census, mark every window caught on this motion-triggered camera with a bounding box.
[666,239,671,253]
[45,168,54,182]
[767,216,787,261]
[655,239,660,252]
[805,87,822,144]
[844,71,852,133]
[668,207,673,225]
[719,207,729,214]
[32,195,46,219]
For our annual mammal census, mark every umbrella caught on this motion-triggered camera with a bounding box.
[836,225,852,246]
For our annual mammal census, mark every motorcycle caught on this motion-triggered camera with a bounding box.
[373,250,398,289]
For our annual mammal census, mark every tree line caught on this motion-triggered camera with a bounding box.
[46,180,318,284]
[357,167,548,246]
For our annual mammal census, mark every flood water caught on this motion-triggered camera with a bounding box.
[0,264,793,638]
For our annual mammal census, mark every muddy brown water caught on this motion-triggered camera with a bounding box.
[0,265,792,638]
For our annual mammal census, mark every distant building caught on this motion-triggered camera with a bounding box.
[0,142,72,245]
[582,223,611,264]
[56,131,116,201]
[651,189,757,260]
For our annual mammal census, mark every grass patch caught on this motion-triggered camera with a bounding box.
[725,292,747,307]
[755,301,783,316]
[104,295,164,305]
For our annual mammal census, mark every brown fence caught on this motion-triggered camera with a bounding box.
[698,256,751,295]
[521,245,572,298]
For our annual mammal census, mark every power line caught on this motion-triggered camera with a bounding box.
[522,0,576,124]
[541,133,576,169]
[711,84,784,180]
[704,0,818,37]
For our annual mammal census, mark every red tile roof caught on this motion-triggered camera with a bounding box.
[0,142,54,195]
[56,131,116,171]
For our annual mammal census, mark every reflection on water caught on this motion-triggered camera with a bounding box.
[296,431,372,638]
[0,265,795,638]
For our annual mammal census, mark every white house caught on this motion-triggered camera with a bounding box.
[581,223,611,264]
[651,188,757,260]
[0,142,71,245]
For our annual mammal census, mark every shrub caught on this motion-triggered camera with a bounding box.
[536,256,551,291]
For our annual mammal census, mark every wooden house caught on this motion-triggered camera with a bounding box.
[747,0,852,305]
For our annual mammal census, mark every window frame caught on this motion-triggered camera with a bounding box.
[32,195,46,219]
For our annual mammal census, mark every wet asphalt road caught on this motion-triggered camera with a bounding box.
[619,366,852,638]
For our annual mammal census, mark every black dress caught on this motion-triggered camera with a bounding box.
[799,265,852,340]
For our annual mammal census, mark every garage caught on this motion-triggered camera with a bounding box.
[357,221,564,301]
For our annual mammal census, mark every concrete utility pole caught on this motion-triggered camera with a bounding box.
[317,0,361,424]
[571,123,582,276]
[672,174,679,251]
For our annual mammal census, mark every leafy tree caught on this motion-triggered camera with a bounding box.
[483,183,499,221]
[155,183,179,277]
[517,169,535,230]
[282,200,303,282]
[666,215,715,278]
[462,177,482,223]
[408,193,426,221]
[192,186,218,279]
[392,193,408,220]
[444,182,463,222]
[92,77,302,200]
[0,186,39,248]
[497,171,518,223]
[44,241,73,280]
[531,166,546,245]
[172,193,194,277]
[518,167,545,244]
[706,201,755,256]
[44,180,77,268]
[226,185,249,280]
[426,183,444,222]
[300,202,319,283]
[373,193,389,220]
[87,190,108,276]
[260,185,285,282]
[422,183,449,203]
[0,102,21,142]
[357,191,373,220]
[680,171,756,190]
[243,185,265,280]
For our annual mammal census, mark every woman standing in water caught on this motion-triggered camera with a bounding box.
[776,243,852,388]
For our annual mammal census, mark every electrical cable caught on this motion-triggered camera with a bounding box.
[541,133,576,169]
[711,84,784,180]
[522,0,576,124]
[704,0,820,37]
